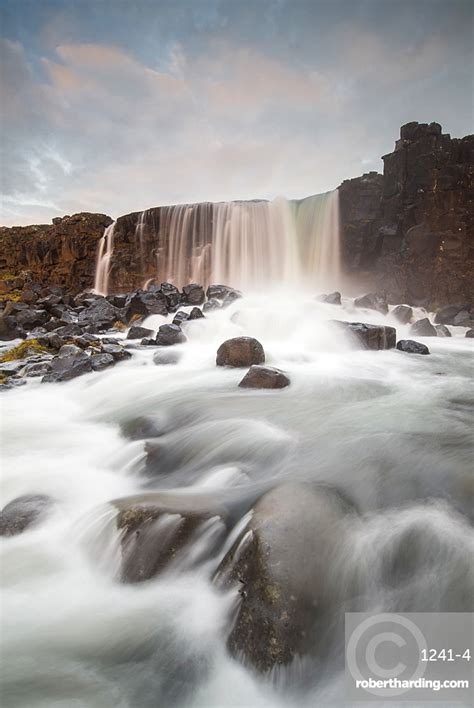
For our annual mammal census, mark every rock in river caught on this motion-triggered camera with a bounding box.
[331,321,396,349]
[409,318,437,337]
[0,494,53,536]
[238,365,290,389]
[396,340,430,355]
[216,337,265,367]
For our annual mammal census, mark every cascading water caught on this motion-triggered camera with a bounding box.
[92,190,341,294]
[93,222,116,296]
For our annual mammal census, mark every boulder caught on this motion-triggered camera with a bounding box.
[214,483,356,672]
[159,282,181,310]
[155,323,187,346]
[114,493,228,582]
[126,325,154,340]
[188,307,205,320]
[466,329,474,338]
[172,311,189,326]
[37,332,65,350]
[239,366,290,389]
[0,494,53,536]
[23,359,53,377]
[55,323,84,338]
[125,290,168,320]
[353,293,388,314]
[435,305,470,325]
[331,321,396,349]
[396,340,430,355]
[453,310,472,326]
[42,344,92,383]
[203,299,222,313]
[106,293,128,308]
[15,308,50,330]
[182,283,205,306]
[206,285,242,304]
[77,298,118,331]
[90,353,115,371]
[317,291,341,305]
[391,305,413,324]
[100,343,132,361]
[409,318,437,337]
[216,337,265,367]
[0,314,25,341]
[435,324,451,337]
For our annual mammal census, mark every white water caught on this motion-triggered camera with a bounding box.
[1,292,473,707]
[92,191,340,294]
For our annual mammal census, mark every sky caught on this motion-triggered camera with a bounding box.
[0,0,472,226]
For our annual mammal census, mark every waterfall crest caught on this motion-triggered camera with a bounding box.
[93,190,340,294]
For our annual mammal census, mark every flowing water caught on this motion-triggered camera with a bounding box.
[1,291,473,707]
[93,191,340,295]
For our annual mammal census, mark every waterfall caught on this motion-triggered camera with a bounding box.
[93,222,116,295]
[93,190,340,294]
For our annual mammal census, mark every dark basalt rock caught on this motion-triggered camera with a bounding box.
[391,305,413,324]
[100,343,132,361]
[172,311,189,326]
[434,304,470,325]
[23,359,53,377]
[37,332,66,350]
[353,293,388,314]
[106,293,128,308]
[239,365,290,389]
[396,340,430,355]
[125,289,168,319]
[55,323,84,338]
[206,284,242,304]
[0,314,25,341]
[114,493,228,582]
[15,308,50,330]
[317,291,341,305]
[155,323,187,346]
[182,283,205,306]
[42,344,92,383]
[120,416,165,441]
[159,282,182,310]
[466,329,474,338]
[203,299,221,313]
[435,324,451,337]
[188,307,204,320]
[0,494,53,536]
[214,483,357,672]
[126,325,154,340]
[90,353,115,371]
[409,318,437,337]
[77,298,119,331]
[453,310,472,326]
[331,320,396,349]
[216,337,265,367]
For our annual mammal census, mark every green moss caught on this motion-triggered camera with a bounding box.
[0,339,50,363]
[0,290,22,302]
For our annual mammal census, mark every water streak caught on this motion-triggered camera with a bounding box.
[93,222,116,295]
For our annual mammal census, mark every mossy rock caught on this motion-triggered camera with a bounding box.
[0,339,51,363]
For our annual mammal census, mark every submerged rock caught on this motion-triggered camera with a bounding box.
[0,494,53,536]
[239,365,290,389]
[153,349,181,366]
[216,337,265,367]
[396,340,430,355]
[391,304,413,324]
[214,483,357,672]
[409,318,437,337]
[120,416,165,441]
[114,493,228,582]
[317,291,341,305]
[331,320,396,349]
[353,293,388,314]
[435,324,451,337]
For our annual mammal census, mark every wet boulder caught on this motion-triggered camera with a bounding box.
[435,324,451,337]
[453,310,472,326]
[353,293,388,314]
[331,321,396,349]
[172,311,189,326]
[42,344,92,383]
[23,359,53,377]
[155,323,187,346]
[15,308,50,330]
[125,289,168,319]
[239,365,290,389]
[206,285,242,305]
[90,352,115,371]
[0,494,53,536]
[409,318,437,337]
[77,298,119,332]
[203,299,222,313]
[396,340,430,355]
[317,291,341,305]
[188,307,205,320]
[391,305,413,324]
[0,314,25,341]
[216,337,265,367]
[100,343,132,361]
[126,325,154,340]
[106,293,128,308]
[466,329,474,338]
[182,283,205,306]
[435,304,470,325]
[114,492,228,582]
[214,483,357,672]
[159,282,182,310]
[55,323,84,338]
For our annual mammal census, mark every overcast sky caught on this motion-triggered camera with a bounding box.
[1,0,472,226]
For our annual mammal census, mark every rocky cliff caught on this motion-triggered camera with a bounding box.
[339,122,474,308]
[0,122,472,308]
